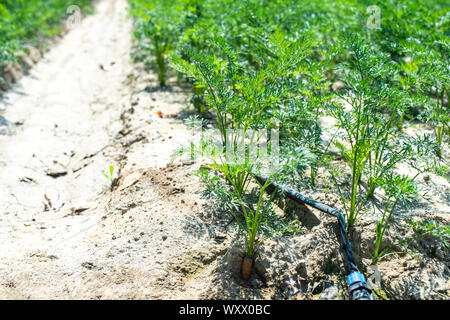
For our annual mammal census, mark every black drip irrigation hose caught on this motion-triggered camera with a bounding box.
[256,175,376,300]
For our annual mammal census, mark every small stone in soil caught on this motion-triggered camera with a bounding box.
[46,169,67,178]
[214,232,226,240]
[81,262,95,270]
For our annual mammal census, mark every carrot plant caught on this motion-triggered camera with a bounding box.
[183,118,310,261]
[102,165,115,191]
[361,132,439,263]
[130,0,185,86]
[327,36,441,227]
[372,174,418,264]
[299,59,332,185]
[172,35,313,261]
[329,36,394,226]
[373,218,450,265]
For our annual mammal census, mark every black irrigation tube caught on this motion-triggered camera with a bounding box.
[256,174,376,300]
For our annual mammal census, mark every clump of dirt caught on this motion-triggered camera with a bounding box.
[0,46,42,95]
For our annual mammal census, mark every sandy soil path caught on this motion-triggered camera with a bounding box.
[0,0,136,298]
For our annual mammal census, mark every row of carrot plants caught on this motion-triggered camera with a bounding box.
[0,0,93,86]
[129,0,449,268]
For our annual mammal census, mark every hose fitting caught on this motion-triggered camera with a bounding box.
[347,272,376,300]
